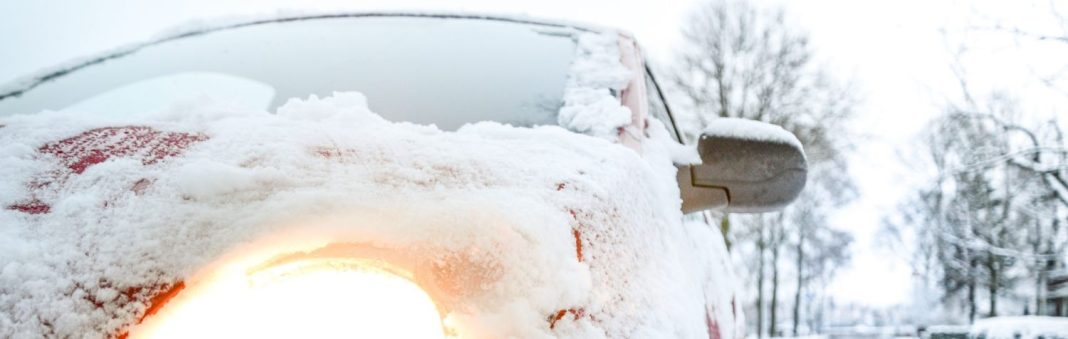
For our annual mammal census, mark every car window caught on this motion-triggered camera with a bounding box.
[61,72,276,118]
[0,16,577,130]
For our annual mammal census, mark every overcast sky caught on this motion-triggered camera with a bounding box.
[2,0,1061,308]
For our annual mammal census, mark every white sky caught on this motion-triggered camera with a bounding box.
[777,0,966,307]
[2,0,1061,310]
[780,0,1068,307]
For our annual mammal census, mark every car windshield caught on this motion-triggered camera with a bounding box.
[0,16,578,130]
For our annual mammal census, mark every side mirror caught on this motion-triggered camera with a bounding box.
[678,118,807,214]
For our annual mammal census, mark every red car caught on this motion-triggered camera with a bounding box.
[0,12,806,339]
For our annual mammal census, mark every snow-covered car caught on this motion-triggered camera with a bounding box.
[0,12,807,339]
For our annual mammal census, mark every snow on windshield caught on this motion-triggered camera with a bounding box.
[0,31,731,339]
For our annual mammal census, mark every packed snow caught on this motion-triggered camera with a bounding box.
[556,33,634,141]
[0,27,738,339]
[970,316,1068,339]
[702,117,803,150]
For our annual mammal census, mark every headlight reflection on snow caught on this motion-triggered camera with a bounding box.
[130,257,446,339]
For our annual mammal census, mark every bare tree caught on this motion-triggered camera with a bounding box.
[881,1,1068,321]
[671,0,858,335]
[790,196,852,336]
[893,102,1064,321]
[769,214,783,337]
[890,34,1068,323]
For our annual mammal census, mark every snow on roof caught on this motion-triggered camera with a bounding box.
[0,29,730,338]
[970,316,1068,339]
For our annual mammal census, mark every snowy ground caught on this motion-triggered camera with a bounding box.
[970,316,1068,339]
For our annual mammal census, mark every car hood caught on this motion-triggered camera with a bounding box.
[0,92,737,338]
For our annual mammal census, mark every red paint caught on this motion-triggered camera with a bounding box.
[312,146,340,158]
[570,308,585,320]
[140,281,186,321]
[69,150,109,174]
[38,126,208,173]
[565,209,585,262]
[617,34,646,152]
[573,228,584,262]
[706,308,721,339]
[549,309,568,328]
[548,308,586,329]
[311,146,359,160]
[112,281,185,339]
[9,126,207,215]
[8,199,50,214]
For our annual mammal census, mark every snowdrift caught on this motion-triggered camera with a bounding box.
[971,316,1068,339]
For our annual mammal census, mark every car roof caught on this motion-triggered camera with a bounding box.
[0,11,624,102]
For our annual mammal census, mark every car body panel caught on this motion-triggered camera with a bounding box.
[0,13,740,339]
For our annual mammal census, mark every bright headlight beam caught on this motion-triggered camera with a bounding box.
[130,258,446,339]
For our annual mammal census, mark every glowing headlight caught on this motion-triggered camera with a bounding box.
[130,258,445,339]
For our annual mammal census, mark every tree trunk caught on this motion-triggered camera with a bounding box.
[1035,220,1046,316]
[770,222,781,337]
[721,216,732,251]
[968,257,977,324]
[988,253,998,317]
[756,219,766,339]
[1037,267,1045,316]
[792,232,804,336]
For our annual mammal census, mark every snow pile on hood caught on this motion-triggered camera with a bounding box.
[970,316,1068,339]
[0,32,733,339]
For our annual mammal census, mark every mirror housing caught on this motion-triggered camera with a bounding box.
[678,119,808,214]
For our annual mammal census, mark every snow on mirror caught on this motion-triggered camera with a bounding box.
[678,118,808,214]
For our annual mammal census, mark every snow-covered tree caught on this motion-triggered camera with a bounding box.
[889,1,1068,320]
